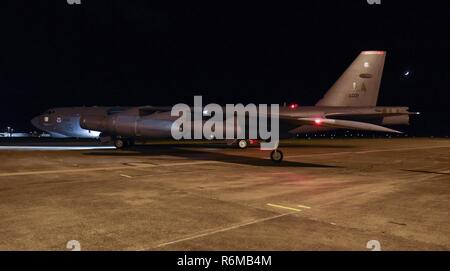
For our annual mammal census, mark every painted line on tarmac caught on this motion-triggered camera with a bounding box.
[119,174,133,178]
[0,160,223,177]
[144,212,293,250]
[267,203,302,212]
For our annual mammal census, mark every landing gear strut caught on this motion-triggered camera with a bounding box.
[127,139,135,147]
[270,149,284,163]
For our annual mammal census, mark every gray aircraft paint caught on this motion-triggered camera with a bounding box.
[316,51,385,107]
[32,51,417,141]
[31,107,128,138]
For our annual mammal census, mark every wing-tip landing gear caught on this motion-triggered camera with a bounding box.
[237,139,248,149]
[270,149,283,163]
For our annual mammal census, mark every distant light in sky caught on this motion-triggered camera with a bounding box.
[402,68,414,79]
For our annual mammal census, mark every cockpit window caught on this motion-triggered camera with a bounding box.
[46,110,56,114]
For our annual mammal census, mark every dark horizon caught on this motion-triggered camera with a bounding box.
[1,0,449,135]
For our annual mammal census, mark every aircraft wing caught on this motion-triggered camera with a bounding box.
[283,117,402,133]
[138,106,173,116]
[324,111,419,120]
[138,106,403,133]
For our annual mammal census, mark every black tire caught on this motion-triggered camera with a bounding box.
[237,139,248,149]
[270,150,283,163]
[114,139,125,149]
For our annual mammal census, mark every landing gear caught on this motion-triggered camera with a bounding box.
[237,139,248,149]
[113,138,135,149]
[114,138,126,149]
[270,149,284,163]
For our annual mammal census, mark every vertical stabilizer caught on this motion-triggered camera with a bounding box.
[316,51,386,107]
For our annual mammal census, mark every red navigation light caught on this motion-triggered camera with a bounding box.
[314,118,322,125]
[289,103,299,109]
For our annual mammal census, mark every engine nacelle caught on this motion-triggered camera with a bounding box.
[80,115,108,132]
[80,113,173,138]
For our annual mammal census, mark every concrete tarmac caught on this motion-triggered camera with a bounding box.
[0,138,449,250]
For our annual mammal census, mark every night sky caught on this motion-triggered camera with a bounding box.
[0,0,449,135]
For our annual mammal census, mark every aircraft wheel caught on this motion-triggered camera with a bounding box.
[114,139,126,149]
[237,139,248,149]
[270,149,283,163]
